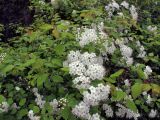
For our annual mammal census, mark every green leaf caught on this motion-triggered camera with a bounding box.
[112,90,126,101]
[17,109,28,118]
[142,84,151,92]
[110,69,124,79]
[54,45,65,55]
[52,75,63,83]
[39,24,53,32]
[33,106,40,113]
[51,59,62,68]
[131,83,142,99]
[37,74,48,87]
[0,95,5,103]
[19,98,26,106]
[126,99,138,112]
[21,59,36,68]
[137,69,146,79]
[60,106,70,120]
[2,65,14,74]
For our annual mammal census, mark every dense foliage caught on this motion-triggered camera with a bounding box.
[0,0,160,120]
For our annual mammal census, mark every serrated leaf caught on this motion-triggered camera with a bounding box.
[131,83,142,99]
[54,45,65,55]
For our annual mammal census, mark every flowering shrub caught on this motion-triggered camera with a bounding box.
[0,0,160,120]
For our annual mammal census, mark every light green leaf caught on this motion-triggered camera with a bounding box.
[126,99,138,112]
[131,83,142,99]
[110,69,124,79]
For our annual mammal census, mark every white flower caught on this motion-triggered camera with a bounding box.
[50,99,58,112]
[144,66,152,78]
[120,45,133,58]
[111,0,120,9]
[73,76,91,89]
[85,64,105,80]
[67,51,81,63]
[33,89,46,108]
[125,57,133,66]
[146,94,152,104]
[120,45,133,65]
[147,26,157,32]
[28,110,40,120]
[116,104,140,120]
[72,101,90,119]
[144,66,152,75]
[69,61,86,76]
[77,28,98,47]
[124,79,130,86]
[51,0,56,5]
[0,102,9,112]
[121,1,129,9]
[103,104,113,117]
[89,113,101,120]
[83,84,110,106]
[117,12,124,16]
[80,52,98,65]
[104,41,116,54]
[130,5,138,21]
[15,86,20,91]
[149,109,157,118]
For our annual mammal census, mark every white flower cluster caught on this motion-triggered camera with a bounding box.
[32,88,46,108]
[146,94,152,104]
[73,76,91,89]
[124,79,131,86]
[49,99,58,112]
[0,102,9,112]
[120,45,133,66]
[103,104,114,117]
[72,84,110,119]
[105,1,138,21]
[129,5,138,21]
[0,53,6,63]
[85,64,105,80]
[116,104,140,120]
[105,0,120,18]
[144,66,152,78]
[103,41,116,54]
[72,101,90,119]
[65,51,105,89]
[83,84,110,106]
[148,109,157,118]
[88,113,101,120]
[121,1,129,9]
[147,25,157,32]
[28,110,40,120]
[97,22,108,39]
[136,41,146,58]
[76,28,98,47]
